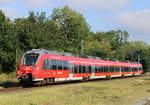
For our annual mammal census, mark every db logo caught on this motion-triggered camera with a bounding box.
[58,72,62,74]
[26,67,29,70]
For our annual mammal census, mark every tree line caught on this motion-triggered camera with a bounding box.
[0,6,150,73]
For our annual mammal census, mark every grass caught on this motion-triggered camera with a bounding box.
[0,76,150,105]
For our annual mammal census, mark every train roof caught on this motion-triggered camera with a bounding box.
[25,49,141,66]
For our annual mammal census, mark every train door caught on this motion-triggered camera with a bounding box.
[69,63,73,80]
[119,67,122,76]
[56,60,70,79]
[91,65,95,77]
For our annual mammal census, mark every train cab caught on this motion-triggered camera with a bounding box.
[17,49,42,83]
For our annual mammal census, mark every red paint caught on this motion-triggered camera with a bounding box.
[16,52,143,82]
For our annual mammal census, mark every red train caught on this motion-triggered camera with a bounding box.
[16,49,143,85]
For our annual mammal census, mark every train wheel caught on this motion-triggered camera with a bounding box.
[87,77,90,81]
[121,75,125,78]
[40,78,55,86]
[41,78,47,86]
[106,76,111,79]
[82,77,90,81]
[47,78,54,85]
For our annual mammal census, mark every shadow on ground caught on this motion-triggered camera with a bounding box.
[0,81,21,88]
[144,79,150,81]
[146,90,150,92]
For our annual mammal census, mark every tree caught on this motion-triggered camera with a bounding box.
[51,6,90,54]
[105,30,129,50]
[0,10,16,73]
[84,30,129,60]
[15,11,66,52]
[84,32,113,58]
[104,30,129,59]
[15,12,48,50]
[125,41,150,72]
[0,6,149,73]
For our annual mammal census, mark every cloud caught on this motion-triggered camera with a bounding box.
[118,10,150,35]
[63,0,129,10]
[25,0,50,8]
[0,0,16,3]
[0,8,17,18]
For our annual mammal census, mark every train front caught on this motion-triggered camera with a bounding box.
[16,50,41,84]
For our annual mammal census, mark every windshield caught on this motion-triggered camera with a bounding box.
[24,54,39,66]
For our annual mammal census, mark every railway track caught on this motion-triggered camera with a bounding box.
[0,74,147,93]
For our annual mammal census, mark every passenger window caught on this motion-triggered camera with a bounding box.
[87,66,92,73]
[101,66,104,72]
[73,65,78,73]
[79,65,82,73]
[104,66,108,73]
[110,67,112,72]
[58,60,62,70]
[82,66,86,73]
[98,66,101,73]
[42,59,48,70]
[95,66,98,73]
[51,60,57,70]
[117,67,120,72]
[63,61,69,70]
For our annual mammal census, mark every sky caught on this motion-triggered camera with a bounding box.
[0,0,150,45]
